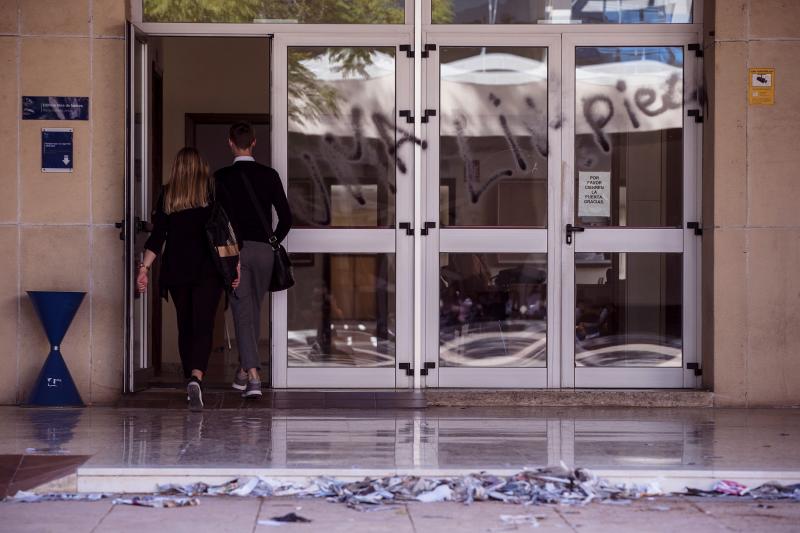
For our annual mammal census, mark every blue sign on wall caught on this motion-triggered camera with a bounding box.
[23,96,89,120]
[42,129,73,173]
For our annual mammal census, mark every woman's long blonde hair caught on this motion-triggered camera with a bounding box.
[163,147,214,214]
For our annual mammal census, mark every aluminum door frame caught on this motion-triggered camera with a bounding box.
[271,33,415,388]
[560,32,702,389]
[124,23,153,392]
[421,33,563,388]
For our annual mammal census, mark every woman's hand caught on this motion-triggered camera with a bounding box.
[137,266,149,293]
[231,262,241,290]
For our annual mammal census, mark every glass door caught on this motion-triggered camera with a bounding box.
[561,35,701,388]
[124,23,153,392]
[422,34,562,388]
[271,34,415,388]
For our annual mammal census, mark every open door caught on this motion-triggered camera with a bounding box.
[123,22,153,392]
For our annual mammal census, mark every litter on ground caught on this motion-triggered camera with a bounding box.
[5,465,800,509]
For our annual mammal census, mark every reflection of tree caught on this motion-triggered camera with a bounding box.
[431,0,454,24]
[288,50,341,126]
[144,0,404,23]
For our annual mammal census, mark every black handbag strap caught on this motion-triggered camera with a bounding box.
[239,170,278,247]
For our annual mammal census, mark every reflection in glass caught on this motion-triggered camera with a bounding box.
[440,253,547,367]
[288,254,395,367]
[287,47,398,228]
[440,47,548,227]
[144,0,405,24]
[432,0,692,24]
[575,253,681,367]
[575,46,684,228]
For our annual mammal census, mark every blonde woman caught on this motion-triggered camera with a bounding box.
[137,147,237,411]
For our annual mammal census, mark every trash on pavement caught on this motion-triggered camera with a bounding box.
[10,491,110,503]
[258,512,313,526]
[112,496,199,508]
[499,514,542,528]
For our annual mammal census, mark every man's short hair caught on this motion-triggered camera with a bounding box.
[229,121,255,150]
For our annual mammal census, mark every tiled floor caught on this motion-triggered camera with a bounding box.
[0,406,798,473]
[1,496,800,533]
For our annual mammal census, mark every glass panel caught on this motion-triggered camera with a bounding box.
[432,0,693,24]
[574,46,683,228]
[287,46,398,228]
[439,253,547,367]
[144,0,405,24]
[288,254,395,367]
[575,252,682,367]
[440,47,548,228]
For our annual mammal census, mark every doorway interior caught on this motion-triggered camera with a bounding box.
[130,36,273,389]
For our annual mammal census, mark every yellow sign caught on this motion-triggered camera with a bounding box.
[748,68,775,105]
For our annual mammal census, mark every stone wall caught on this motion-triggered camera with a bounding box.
[0,0,126,404]
[704,0,800,406]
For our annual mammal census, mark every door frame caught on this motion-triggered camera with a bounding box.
[123,17,703,392]
[560,33,702,388]
[124,22,153,392]
[420,32,562,388]
[271,32,416,388]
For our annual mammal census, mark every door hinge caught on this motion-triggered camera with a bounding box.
[421,109,437,123]
[687,222,703,236]
[399,362,435,376]
[399,44,414,58]
[686,362,702,376]
[421,221,436,236]
[115,220,124,241]
[421,43,437,58]
[399,109,414,123]
[398,222,413,236]
[687,109,704,123]
[688,43,703,57]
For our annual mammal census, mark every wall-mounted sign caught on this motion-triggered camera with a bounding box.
[748,68,775,106]
[23,96,89,120]
[578,171,610,218]
[42,128,73,173]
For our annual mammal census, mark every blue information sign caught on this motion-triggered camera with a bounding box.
[23,96,89,120]
[42,129,73,173]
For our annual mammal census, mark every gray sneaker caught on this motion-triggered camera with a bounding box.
[187,380,204,411]
[242,380,262,399]
[232,370,248,391]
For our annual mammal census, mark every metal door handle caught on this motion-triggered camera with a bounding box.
[566,223,585,245]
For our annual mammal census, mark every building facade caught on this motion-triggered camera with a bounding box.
[0,0,797,406]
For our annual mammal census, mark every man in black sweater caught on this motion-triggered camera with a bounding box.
[215,122,292,397]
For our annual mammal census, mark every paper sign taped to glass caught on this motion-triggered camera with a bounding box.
[578,171,611,218]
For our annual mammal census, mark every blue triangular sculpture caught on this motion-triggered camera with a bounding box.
[26,291,86,407]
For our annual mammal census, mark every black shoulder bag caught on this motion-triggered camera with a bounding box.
[240,172,295,292]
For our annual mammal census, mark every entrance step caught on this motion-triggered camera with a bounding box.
[117,389,712,409]
[426,389,714,408]
[73,466,798,495]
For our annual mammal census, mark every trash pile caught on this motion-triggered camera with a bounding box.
[6,465,800,510]
[153,465,659,509]
[684,479,800,500]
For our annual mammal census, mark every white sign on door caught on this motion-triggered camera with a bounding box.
[578,171,611,218]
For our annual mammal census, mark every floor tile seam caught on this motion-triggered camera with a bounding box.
[5,455,24,490]
[552,506,580,533]
[89,500,115,533]
[251,496,264,533]
[404,502,418,533]
[683,497,737,532]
